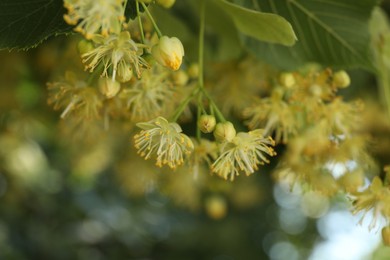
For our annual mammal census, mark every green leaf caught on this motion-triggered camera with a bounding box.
[370,7,390,117]
[0,0,143,51]
[214,0,296,46]
[0,0,72,50]
[235,0,378,70]
[125,0,146,20]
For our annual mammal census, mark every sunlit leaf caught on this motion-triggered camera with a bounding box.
[215,0,296,46]
[236,0,377,70]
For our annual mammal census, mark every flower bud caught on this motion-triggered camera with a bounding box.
[198,115,216,133]
[382,226,390,246]
[188,63,199,79]
[279,72,295,88]
[214,121,236,142]
[152,36,184,71]
[99,79,121,98]
[333,70,350,88]
[156,0,176,8]
[172,70,189,86]
[338,170,364,193]
[78,40,94,55]
[205,195,227,220]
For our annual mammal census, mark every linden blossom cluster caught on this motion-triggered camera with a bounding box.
[133,114,276,180]
[62,0,184,88]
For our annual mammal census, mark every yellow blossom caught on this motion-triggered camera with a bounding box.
[120,66,175,121]
[47,71,102,120]
[82,31,149,81]
[63,0,125,38]
[211,130,276,181]
[134,117,194,169]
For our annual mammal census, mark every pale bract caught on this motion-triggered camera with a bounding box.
[211,130,276,181]
[134,117,194,169]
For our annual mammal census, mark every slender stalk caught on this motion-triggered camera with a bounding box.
[201,88,226,122]
[379,59,390,118]
[198,0,205,90]
[86,63,104,86]
[136,0,146,44]
[195,0,206,141]
[140,2,163,38]
[197,99,202,140]
[197,0,225,123]
[170,88,199,122]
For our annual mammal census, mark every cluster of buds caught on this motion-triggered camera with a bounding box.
[195,115,275,181]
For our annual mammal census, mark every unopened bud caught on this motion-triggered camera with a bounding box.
[117,66,133,83]
[198,115,216,133]
[78,40,94,55]
[99,79,121,98]
[188,63,199,79]
[172,70,189,86]
[152,36,184,71]
[279,72,295,88]
[382,226,390,246]
[333,70,350,88]
[338,170,364,193]
[205,196,227,220]
[156,0,176,8]
[214,121,236,142]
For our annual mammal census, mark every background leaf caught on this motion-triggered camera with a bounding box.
[214,0,296,46]
[0,0,72,50]
[235,0,378,70]
[0,0,142,51]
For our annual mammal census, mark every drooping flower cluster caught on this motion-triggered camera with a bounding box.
[43,1,390,242]
[211,130,276,181]
[134,117,194,169]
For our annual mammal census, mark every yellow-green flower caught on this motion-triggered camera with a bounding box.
[351,177,390,230]
[120,66,175,121]
[47,71,102,120]
[64,0,125,38]
[211,130,276,181]
[82,31,149,81]
[134,117,194,169]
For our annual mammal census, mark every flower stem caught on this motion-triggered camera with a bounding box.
[196,0,225,123]
[201,88,226,122]
[140,2,163,38]
[198,0,205,90]
[136,0,146,44]
[170,87,199,122]
[196,93,202,140]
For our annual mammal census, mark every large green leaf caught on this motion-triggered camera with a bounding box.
[0,0,72,50]
[0,0,142,51]
[235,0,378,70]
[214,0,296,46]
